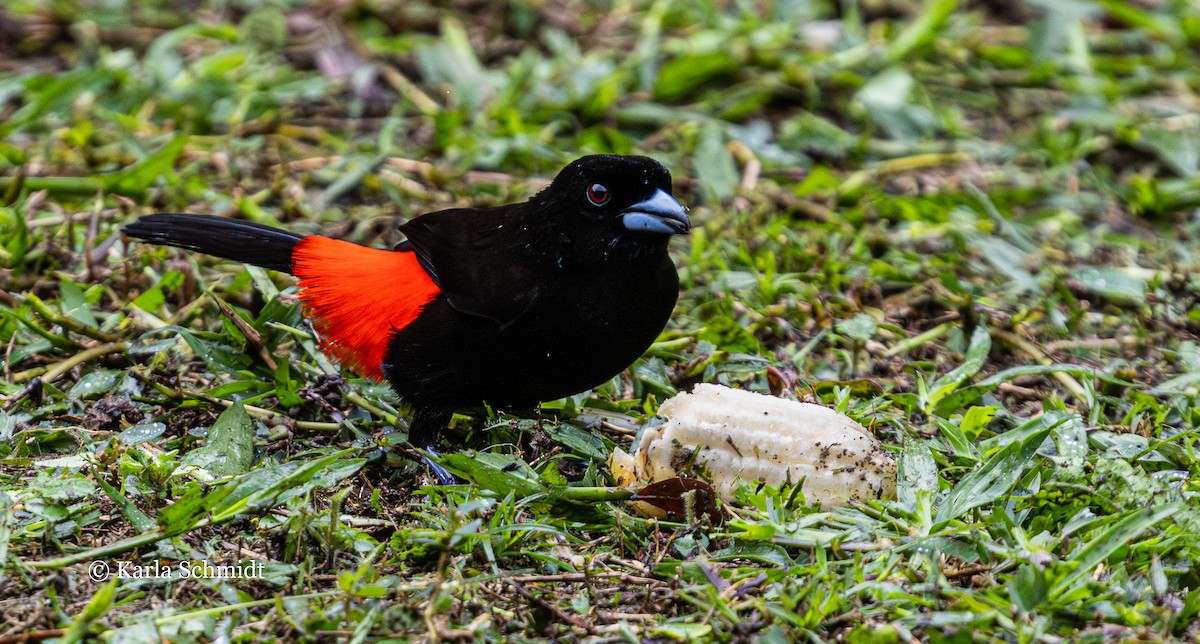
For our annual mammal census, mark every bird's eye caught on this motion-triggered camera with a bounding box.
[586,183,610,206]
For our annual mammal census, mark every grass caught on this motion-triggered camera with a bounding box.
[2,0,1200,640]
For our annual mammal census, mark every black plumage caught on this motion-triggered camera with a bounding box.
[124,155,690,449]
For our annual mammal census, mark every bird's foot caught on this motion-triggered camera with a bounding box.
[421,445,459,485]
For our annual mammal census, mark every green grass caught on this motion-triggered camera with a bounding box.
[3,0,1200,640]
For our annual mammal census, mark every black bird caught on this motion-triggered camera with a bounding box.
[123,155,690,449]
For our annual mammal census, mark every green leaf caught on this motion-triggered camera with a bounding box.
[67,369,121,400]
[179,403,255,478]
[898,441,940,506]
[931,384,996,418]
[972,236,1039,293]
[211,450,363,522]
[853,68,938,140]
[884,0,959,63]
[935,420,1057,525]
[1010,564,1049,612]
[1049,503,1183,599]
[177,328,253,373]
[439,451,546,498]
[1069,266,1147,305]
[544,422,612,462]
[836,313,878,342]
[959,406,997,441]
[274,361,305,408]
[414,17,490,110]
[59,279,98,329]
[654,51,737,102]
[977,364,1136,388]
[117,422,167,445]
[96,477,156,532]
[693,122,738,202]
[936,417,978,460]
[931,325,991,396]
[132,270,185,313]
[651,622,714,640]
[104,135,188,196]
[981,411,1074,453]
[158,480,236,534]
[30,473,96,502]
[62,578,118,642]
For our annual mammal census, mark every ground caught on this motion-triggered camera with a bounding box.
[1,0,1200,641]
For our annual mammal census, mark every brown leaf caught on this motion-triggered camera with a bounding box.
[630,478,723,524]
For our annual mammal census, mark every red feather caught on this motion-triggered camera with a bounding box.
[291,236,441,381]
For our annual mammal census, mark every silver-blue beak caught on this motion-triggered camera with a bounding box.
[620,189,690,235]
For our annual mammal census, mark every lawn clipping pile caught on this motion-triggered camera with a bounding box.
[3,0,1200,641]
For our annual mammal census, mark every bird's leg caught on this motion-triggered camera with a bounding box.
[408,406,457,485]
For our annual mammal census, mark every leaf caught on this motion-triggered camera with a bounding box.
[273,361,305,408]
[104,135,188,196]
[132,270,185,313]
[651,622,713,640]
[414,17,491,110]
[158,480,236,534]
[653,51,737,102]
[694,122,738,202]
[977,364,1136,388]
[212,451,363,521]
[1151,369,1200,394]
[853,68,938,140]
[931,383,996,418]
[1137,125,1199,177]
[439,451,545,498]
[29,473,96,502]
[1009,563,1049,612]
[710,542,794,567]
[1069,266,1147,305]
[630,478,722,523]
[68,369,121,400]
[59,280,98,329]
[960,406,998,441]
[176,328,253,373]
[179,403,255,478]
[936,417,978,460]
[159,450,364,534]
[96,477,155,532]
[70,579,118,634]
[836,313,878,342]
[544,422,612,462]
[972,236,1039,294]
[927,325,993,415]
[1049,503,1183,599]
[935,420,1056,525]
[981,411,1074,453]
[117,422,167,445]
[897,441,939,507]
[932,325,991,393]
[883,0,959,63]
[855,68,914,111]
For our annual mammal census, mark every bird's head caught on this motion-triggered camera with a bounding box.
[530,155,690,267]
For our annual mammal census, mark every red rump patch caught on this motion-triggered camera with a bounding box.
[291,236,440,381]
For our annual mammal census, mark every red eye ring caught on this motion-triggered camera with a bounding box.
[586,183,610,206]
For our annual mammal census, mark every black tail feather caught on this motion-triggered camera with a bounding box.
[123,213,304,274]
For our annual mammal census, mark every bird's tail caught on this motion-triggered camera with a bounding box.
[123,213,304,274]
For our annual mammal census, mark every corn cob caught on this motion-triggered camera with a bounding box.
[611,384,897,506]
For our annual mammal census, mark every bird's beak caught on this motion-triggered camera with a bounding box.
[620,189,691,235]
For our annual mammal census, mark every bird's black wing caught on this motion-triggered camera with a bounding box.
[400,207,543,326]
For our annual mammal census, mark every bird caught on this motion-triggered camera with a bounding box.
[123,154,690,455]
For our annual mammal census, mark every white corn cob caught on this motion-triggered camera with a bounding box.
[611,384,897,506]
